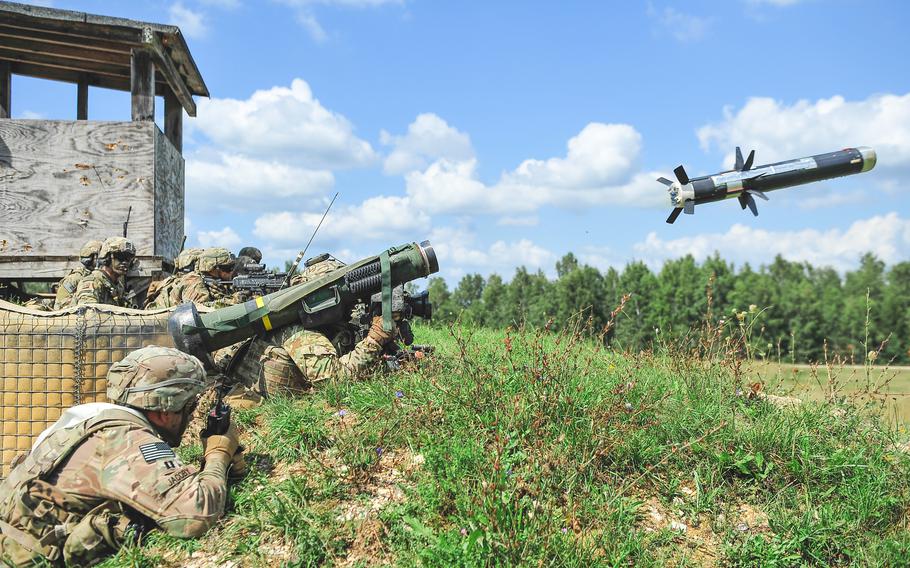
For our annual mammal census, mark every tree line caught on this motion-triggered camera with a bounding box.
[424,253,910,365]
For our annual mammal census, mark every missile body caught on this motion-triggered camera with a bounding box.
[660,146,876,223]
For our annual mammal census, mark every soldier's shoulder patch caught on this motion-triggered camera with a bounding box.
[139,441,176,463]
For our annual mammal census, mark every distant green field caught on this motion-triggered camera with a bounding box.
[748,362,910,424]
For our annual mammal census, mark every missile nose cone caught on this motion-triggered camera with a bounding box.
[858,146,877,172]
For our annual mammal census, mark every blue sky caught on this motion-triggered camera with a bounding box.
[10,0,910,281]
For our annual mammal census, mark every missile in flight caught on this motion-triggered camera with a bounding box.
[659,146,877,224]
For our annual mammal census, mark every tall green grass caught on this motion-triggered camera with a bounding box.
[102,322,910,567]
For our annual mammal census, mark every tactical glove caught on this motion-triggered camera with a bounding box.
[202,422,240,467]
[229,449,248,479]
[367,315,396,346]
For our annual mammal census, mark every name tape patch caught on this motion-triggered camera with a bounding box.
[139,441,176,463]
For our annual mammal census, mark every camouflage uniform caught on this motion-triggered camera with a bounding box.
[232,325,384,396]
[53,267,90,309]
[71,269,128,307]
[144,248,205,309]
[0,347,236,567]
[165,248,240,309]
[227,257,385,397]
[176,272,238,309]
[53,240,102,310]
[72,238,135,308]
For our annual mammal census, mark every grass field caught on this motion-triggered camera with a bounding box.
[100,324,910,567]
[748,362,910,425]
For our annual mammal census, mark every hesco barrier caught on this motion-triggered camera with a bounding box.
[0,300,177,477]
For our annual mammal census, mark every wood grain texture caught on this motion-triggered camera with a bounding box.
[154,128,183,262]
[0,120,180,278]
[130,48,153,122]
[163,90,182,152]
[0,61,9,119]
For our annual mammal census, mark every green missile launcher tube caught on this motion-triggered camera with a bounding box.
[168,240,439,363]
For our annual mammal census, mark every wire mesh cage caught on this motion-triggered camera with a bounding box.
[0,300,175,477]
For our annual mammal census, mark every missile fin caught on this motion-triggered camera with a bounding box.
[657,176,674,187]
[743,150,755,170]
[748,189,769,201]
[738,194,748,210]
[674,165,690,185]
[683,200,695,215]
[666,208,683,224]
[746,194,759,216]
[735,147,744,171]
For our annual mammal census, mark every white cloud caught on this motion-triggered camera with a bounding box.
[192,79,376,168]
[647,4,710,42]
[403,122,665,215]
[633,213,910,272]
[428,225,555,279]
[186,153,333,206]
[252,195,431,243]
[697,93,910,170]
[796,190,865,211]
[19,110,44,119]
[506,123,642,189]
[578,245,625,272]
[198,226,242,249]
[169,3,208,39]
[497,215,539,227]
[381,113,474,174]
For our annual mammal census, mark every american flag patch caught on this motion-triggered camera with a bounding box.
[139,442,176,463]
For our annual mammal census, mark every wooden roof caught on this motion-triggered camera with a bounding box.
[0,1,208,116]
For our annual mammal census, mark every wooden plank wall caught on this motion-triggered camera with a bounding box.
[154,128,184,262]
[0,119,180,278]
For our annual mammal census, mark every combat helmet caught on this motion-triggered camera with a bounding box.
[290,254,345,285]
[99,237,136,259]
[197,247,236,273]
[238,246,262,263]
[107,346,206,412]
[78,239,104,258]
[175,247,204,272]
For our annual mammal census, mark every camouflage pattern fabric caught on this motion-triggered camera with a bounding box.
[175,248,204,273]
[144,275,184,309]
[71,269,128,307]
[0,404,228,567]
[231,324,382,397]
[173,272,239,309]
[53,267,90,309]
[289,257,345,286]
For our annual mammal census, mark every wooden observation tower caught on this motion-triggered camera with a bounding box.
[0,1,208,285]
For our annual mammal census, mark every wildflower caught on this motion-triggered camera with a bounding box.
[868,350,878,362]
[624,402,633,412]
[561,527,568,534]
[337,409,347,417]
[506,468,513,477]
[749,304,758,313]
[395,390,404,399]
[376,447,383,457]
[460,527,468,536]
[736,311,746,322]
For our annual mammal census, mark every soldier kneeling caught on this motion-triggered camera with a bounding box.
[0,347,243,567]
